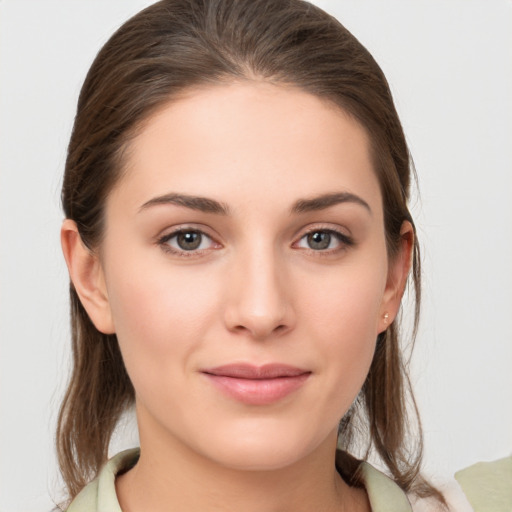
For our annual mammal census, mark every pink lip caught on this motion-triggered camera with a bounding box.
[201,364,311,405]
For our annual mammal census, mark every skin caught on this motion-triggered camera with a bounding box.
[62,81,412,512]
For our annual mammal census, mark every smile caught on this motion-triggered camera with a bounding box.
[201,364,311,405]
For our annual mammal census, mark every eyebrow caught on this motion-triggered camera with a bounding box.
[139,190,371,216]
[139,192,230,215]
[291,192,372,215]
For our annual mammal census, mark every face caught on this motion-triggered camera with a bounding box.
[87,82,401,470]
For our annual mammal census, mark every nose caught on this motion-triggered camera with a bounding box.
[223,247,295,340]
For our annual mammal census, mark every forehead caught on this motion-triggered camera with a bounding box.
[111,81,382,216]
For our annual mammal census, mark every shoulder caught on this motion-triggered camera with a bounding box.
[359,462,465,512]
[66,448,139,512]
[411,456,512,512]
[455,456,512,512]
[361,462,475,512]
[408,478,473,512]
[65,478,100,512]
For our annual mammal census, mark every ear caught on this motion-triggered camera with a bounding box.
[378,221,414,333]
[60,219,115,334]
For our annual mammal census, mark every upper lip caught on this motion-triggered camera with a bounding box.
[202,363,310,379]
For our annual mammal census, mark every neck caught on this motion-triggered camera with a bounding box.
[116,416,369,512]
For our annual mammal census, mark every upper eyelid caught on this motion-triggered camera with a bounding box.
[293,223,352,240]
[159,229,216,245]
[300,226,348,235]
[156,224,218,241]
[297,229,352,242]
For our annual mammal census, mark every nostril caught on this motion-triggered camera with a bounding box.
[230,322,288,339]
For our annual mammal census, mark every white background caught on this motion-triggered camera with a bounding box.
[1,1,511,510]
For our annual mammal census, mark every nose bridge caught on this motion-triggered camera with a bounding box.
[224,239,293,339]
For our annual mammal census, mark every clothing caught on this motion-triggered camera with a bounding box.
[455,456,512,512]
[65,448,511,512]
[66,448,413,512]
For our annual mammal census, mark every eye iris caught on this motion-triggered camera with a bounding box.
[307,231,331,250]
[177,231,202,250]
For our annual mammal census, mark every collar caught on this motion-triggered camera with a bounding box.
[68,448,412,512]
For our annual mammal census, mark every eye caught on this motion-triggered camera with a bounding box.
[159,229,217,254]
[296,229,352,251]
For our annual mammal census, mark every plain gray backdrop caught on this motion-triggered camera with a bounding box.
[1,1,511,510]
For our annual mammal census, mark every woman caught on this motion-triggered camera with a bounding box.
[57,0,466,510]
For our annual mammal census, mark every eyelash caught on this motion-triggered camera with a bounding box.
[295,227,354,255]
[157,226,354,257]
[157,228,219,257]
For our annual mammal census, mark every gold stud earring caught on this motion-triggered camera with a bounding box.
[383,312,390,324]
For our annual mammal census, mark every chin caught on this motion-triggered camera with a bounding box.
[216,446,301,471]
[194,420,335,472]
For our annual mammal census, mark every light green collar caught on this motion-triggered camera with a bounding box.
[359,462,412,511]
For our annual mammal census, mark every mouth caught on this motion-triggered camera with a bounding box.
[201,363,311,405]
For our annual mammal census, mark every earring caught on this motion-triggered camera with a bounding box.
[383,312,390,324]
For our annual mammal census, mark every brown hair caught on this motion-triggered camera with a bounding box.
[58,0,442,504]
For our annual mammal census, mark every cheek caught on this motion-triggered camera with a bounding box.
[103,251,221,376]
[302,255,387,341]
[298,257,387,406]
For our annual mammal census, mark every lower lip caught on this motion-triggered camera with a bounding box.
[203,373,310,405]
